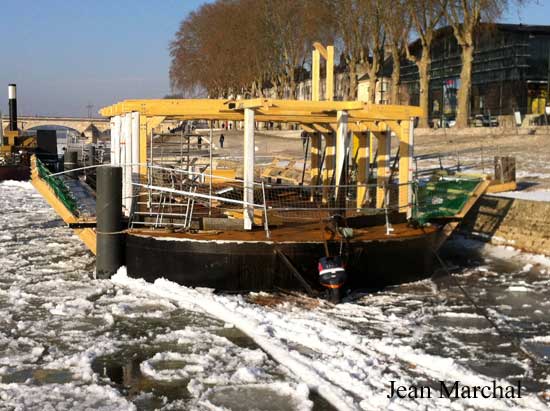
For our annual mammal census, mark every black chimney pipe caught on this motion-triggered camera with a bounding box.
[8,84,17,131]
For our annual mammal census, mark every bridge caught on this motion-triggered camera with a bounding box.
[1,115,184,137]
[1,115,110,135]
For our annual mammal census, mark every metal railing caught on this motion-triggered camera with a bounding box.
[129,163,415,236]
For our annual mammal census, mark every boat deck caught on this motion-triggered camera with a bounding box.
[63,177,96,217]
[129,221,439,243]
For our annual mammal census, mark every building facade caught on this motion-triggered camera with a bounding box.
[400,24,550,123]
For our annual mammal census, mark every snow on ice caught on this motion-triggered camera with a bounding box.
[1,180,550,410]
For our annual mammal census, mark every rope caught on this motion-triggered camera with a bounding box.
[96,229,128,235]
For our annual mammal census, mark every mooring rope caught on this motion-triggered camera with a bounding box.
[432,250,545,365]
[95,229,129,235]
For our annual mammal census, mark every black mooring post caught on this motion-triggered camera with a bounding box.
[88,146,96,166]
[96,166,125,279]
[64,150,78,178]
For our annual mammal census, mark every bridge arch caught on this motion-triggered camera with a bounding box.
[1,116,110,135]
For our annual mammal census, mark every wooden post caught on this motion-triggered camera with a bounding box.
[322,132,336,203]
[312,49,320,101]
[243,108,255,230]
[326,45,334,101]
[369,131,374,166]
[335,111,349,199]
[376,128,391,208]
[310,132,322,185]
[494,156,516,183]
[398,119,413,217]
[356,131,370,209]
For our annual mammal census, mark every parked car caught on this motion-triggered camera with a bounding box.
[429,116,456,128]
[472,114,499,127]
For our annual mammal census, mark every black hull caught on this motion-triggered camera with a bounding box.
[0,166,30,181]
[126,230,440,292]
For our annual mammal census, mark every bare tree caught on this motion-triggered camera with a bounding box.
[440,0,529,127]
[362,0,387,103]
[385,1,411,104]
[405,0,447,127]
[323,0,385,101]
[170,1,274,98]
[265,0,322,99]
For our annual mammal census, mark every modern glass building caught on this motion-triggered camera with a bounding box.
[400,24,550,123]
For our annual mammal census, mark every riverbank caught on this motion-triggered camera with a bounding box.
[460,193,550,256]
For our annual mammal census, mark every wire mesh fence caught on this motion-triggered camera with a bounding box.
[129,163,416,230]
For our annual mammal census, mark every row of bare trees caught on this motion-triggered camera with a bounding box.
[170,0,526,127]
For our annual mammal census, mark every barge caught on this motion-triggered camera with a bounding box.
[26,44,497,298]
[30,94,492,298]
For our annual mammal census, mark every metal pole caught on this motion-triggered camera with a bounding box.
[261,181,270,239]
[301,134,309,185]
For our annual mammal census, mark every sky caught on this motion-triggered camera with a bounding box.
[0,0,549,117]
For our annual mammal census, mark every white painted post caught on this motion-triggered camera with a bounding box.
[110,116,121,166]
[120,114,128,205]
[334,110,349,199]
[124,113,133,214]
[243,108,255,230]
[131,112,140,176]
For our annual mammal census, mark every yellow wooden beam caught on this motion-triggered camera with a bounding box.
[356,132,370,209]
[75,228,97,255]
[100,98,423,125]
[313,42,329,60]
[310,132,322,185]
[326,45,334,101]
[301,124,316,133]
[30,157,97,255]
[350,104,423,121]
[351,121,386,133]
[376,130,390,209]
[312,50,321,102]
[31,177,78,225]
[322,133,336,203]
[398,120,412,215]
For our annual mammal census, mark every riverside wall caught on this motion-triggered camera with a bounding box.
[459,195,550,256]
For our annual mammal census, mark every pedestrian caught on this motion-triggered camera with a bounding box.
[219,134,225,148]
[197,135,202,150]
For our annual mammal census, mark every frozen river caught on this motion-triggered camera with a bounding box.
[0,180,549,410]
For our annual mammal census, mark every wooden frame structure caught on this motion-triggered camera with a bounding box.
[311,42,334,102]
[100,98,422,229]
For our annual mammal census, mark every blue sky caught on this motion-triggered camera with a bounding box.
[0,0,548,117]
